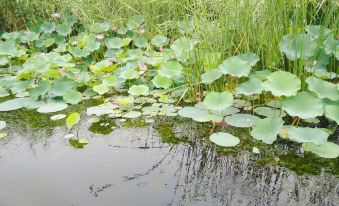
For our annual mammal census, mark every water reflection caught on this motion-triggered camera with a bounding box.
[0,113,338,206]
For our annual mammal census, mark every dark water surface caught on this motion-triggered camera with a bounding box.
[0,113,338,206]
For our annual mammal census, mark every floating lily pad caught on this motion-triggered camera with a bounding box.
[211,107,240,116]
[236,78,263,95]
[303,142,339,158]
[306,76,339,101]
[224,114,260,128]
[263,71,301,97]
[282,91,323,119]
[287,126,328,145]
[0,121,6,130]
[209,132,240,147]
[203,92,233,111]
[128,85,149,96]
[219,53,259,77]
[324,103,339,124]
[87,105,114,116]
[254,107,286,118]
[250,117,284,144]
[93,84,109,95]
[37,102,68,113]
[0,97,32,111]
[178,106,222,122]
[50,114,66,121]
[151,35,168,47]
[119,69,139,80]
[123,111,142,119]
[280,34,317,60]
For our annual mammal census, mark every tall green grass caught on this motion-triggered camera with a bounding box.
[1,0,337,94]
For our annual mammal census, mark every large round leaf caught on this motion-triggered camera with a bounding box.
[209,132,240,147]
[128,85,150,96]
[224,114,260,128]
[263,71,301,97]
[302,142,339,158]
[158,61,183,78]
[178,106,222,122]
[0,97,32,111]
[254,107,286,118]
[287,126,328,145]
[280,34,317,60]
[87,105,114,116]
[306,76,339,101]
[201,69,222,84]
[37,102,68,113]
[203,92,233,111]
[152,74,173,89]
[63,90,83,104]
[219,53,259,77]
[236,78,263,95]
[250,117,284,144]
[282,91,323,119]
[324,102,339,124]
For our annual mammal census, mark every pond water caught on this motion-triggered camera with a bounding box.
[0,112,338,206]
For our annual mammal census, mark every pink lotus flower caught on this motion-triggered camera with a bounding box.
[23,30,31,35]
[139,28,146,34]
[51,13,61,19]
[159,47,164,52]
[60,68,67,76]
[138,63,148,75]
[96,34,104,40]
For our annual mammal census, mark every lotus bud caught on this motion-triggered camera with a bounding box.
[96,34,104,40]
[51,12,61,19]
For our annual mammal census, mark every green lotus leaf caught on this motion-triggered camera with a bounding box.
[250,117,284,144]
[0,40,26,57]
[306,76,339,101]
[20,32,40,43]
[68,47,90,58]
[0,97,32,111]
[134,37,148,48]
[158,61,183,78]
[280,34,317,60]
[324,103,339,124]
[63,90,83,104]
[142,105,160,116]
[93,84,109,95]
[233,99,251,108]
[219,53,259,77]
[90,21,111,33]
[305,25,332,38]
[50,114,66,121]
[128,85,149,96]
[37,102,68,113]
[50,78,75,96]
[0,88,10,98]
[151,35,168,47]
[40,21,56,33]
[306,67,337,80]
[56,23,72,36]
[10,80,33,94]
[302,142,339,158]
[178,106,222,122]
[90,59,112,73]
[263,71,301,96]
[0,121,6,130]
[324,38,339,55]
[105,37,124,49]
[103,75,118,87]
[84,38,100,52]
[119,69,139,80]
[0,57,8,66]
[249,70,272,81]
[127,15,144,29]
[253,107,286,118]
[282,91,323,119]
[209,132,240,147]
[236,78,263,95]
[287,126,328,145]
[203,92,233,111]
[152,74,173,89]
[66,112,80,129]
[123,111,142,119]
[210,106,240,116]
[30,80,50,100]
[201,69,222,84]
[224,114,260,128]
[170,37,197,54]
[87,105,114,116]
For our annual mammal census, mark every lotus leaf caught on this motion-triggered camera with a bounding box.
[236,78,263,95]
[303,142,339,158]
[282,91,323,119]
[280,34,317,60]
[201,69,222,84]
[203,92,233,111]
[306,76,339,101]
[224,114,260,128]
[66,112,80,129]
[152,74,173,89]
[287,126,328,145]
[128,85,149,96]
[263,71,301,96]
[63,90,83,104]
[37,102,68,113]
[209,132,240,147]
[250,117,283,144]
[158,61,183,78]
[219,53,259,77]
